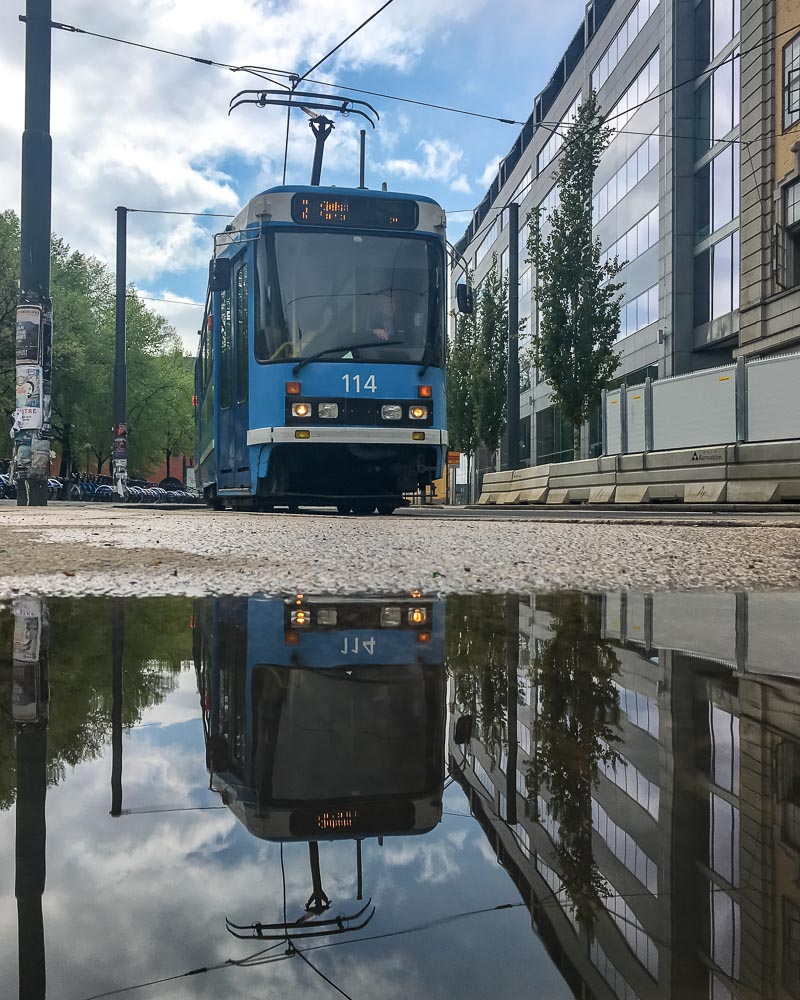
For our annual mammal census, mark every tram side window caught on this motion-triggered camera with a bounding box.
[219,289,232,409]
[235,263,249,402]
[201,324,213,389]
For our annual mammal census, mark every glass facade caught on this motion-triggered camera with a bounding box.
[593,132,659,225]
[606,50,660,134]
[591,0,660,92]
[537,93,581,172]
[603,207,659,267]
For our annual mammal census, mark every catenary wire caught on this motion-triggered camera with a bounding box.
[296,0,397,84]
[292,946,356,1000]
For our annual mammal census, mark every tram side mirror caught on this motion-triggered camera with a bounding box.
[208,256,231,293]
[454,714,474,745]
[456,283,474,315]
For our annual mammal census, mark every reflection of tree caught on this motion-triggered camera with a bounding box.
[529,593,621,926]
[446,595,513,764]
[0,598,193,809]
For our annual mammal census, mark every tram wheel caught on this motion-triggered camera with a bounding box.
[351,501,376,516]
[376,504,396,516]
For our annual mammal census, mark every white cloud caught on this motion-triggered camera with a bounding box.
[0,0,486,294]
[477,155,502,188]
[384,138,469,191]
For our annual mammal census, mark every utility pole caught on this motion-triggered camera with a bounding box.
[14,0,54,506]
[110,600,124,817]
[12,597,49,1000]
[112,208,128,498]
[506,203,520,472]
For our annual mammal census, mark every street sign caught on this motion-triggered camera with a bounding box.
[447,451,461,467]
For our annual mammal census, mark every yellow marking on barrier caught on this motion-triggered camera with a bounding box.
[632,395,641,399]
[718,376,730,381]
[610,400,619,405]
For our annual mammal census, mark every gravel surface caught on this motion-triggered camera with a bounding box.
[0,505,799,597]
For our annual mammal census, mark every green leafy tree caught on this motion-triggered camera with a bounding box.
[446,279,479,500]
[473,254,509,455]
[446,594,515,766]
[527,592,621,926]
[527,92,625,458]
[0,210,192,476]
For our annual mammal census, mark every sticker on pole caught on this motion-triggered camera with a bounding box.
[447,451,461,467]
[15,305,41,363]
[14,364,43,430]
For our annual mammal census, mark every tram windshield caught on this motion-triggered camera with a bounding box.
[254,231,445,366]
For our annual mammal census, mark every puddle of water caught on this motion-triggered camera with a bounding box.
[2,591,800,998]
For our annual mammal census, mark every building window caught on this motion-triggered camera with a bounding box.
[591,0,660,93]
[475,219,499,268]
[710,704,740,795]
[593,132,659,224]
[785,34,800,130]
[696,144,740,240]
[710,884,740,980]
[606,51,660,135]
[603,207,659,267]
[619,284,658,340]
[711,231,739,319]
[535,405,574,464]
[696,53,740,156]
[779,181,800,290]
[538,93,581,172]
[709,793,740,887]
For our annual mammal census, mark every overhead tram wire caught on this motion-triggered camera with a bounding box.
[37,13,800,132]
[295,0,397,84]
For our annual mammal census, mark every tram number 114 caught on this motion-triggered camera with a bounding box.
[341,637,376,656]
[342,374,377,393]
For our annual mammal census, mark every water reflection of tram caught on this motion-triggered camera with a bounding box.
[193,594,446,842]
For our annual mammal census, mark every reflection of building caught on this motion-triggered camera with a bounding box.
[194,595,446,842]
[448,592,800,999]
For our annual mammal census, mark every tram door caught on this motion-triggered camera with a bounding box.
[218,256,251,492]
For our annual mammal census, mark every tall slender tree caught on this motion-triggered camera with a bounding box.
[473,254,509,455]
[527,92,625,458]
[446,282,479,499]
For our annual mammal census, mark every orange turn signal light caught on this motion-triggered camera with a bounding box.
[417,632,432,644]
[284,631,300,645]
[418,385,432,398]
[286,381,301,395]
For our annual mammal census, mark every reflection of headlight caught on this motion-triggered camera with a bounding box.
[381,405,402,421]
[291,402,311,417]
[318,403,339,419]
[409,405,428,420]
[408,607,427,625]
[291,609,311,626]
[317,609,338,626]
[380,607,402,627]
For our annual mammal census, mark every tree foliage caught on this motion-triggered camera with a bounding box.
[0,210,194,477]
[473,255,509,454]
[526,92,625,456]
[527,592,622,926]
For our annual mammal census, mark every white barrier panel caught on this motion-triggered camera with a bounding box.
[746,353,800,443]
[626,385,646,453]
[652,366,736,451]
[745,594,800,676]
[605,389,622,454]
[652,593,737,664]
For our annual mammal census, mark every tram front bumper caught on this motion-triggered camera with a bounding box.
[246,427,449,447]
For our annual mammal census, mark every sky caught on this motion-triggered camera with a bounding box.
[0,0,588,353]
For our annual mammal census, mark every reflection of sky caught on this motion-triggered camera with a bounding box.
[1,668,572,1000]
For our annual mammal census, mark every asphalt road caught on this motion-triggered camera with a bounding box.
[1,502,799,598]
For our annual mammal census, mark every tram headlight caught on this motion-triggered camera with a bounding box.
[317,608,338,626]
[409,405,428,420]
[381,404,402,421]
[408,607,427,625]
[291,402,311,418]
[318,402,339,419]
[291,609,311,627]
[380,606,402,627]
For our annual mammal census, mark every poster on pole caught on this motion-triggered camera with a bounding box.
[15,364,43,430]
[13,598,42,663]
[15,305,41,363]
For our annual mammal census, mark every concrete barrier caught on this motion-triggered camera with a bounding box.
[477,439,800,505]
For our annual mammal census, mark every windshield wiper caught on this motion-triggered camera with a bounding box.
[292,339,404,374]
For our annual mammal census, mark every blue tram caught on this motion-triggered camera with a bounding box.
[193,593,446,841]
[195,185,449,514]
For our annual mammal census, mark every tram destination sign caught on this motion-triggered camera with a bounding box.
[291,193,418,231]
